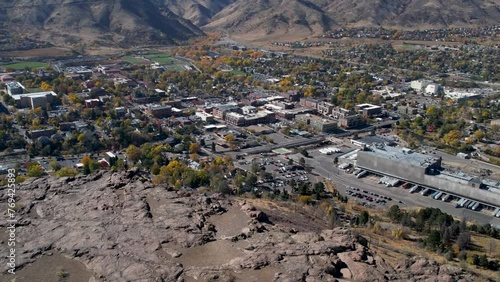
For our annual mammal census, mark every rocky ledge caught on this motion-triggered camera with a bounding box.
[0,170,475,281]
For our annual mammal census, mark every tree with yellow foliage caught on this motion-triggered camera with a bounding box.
[442,130,461,147]
[77,133,86,144]
[224,134,235,143]
[40,81,52,91]
[189,142,200,154]
[67,93,80,105]
[303,87,314,97]
[126,145,142,164]
[153,160,188,186]
[82,156,91,167]
[473,130,485,141]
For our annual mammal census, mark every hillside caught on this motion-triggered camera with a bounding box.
[161,0,237,26]
[203,0,500,39]
[0,0,498,47]
[1,0,204,47]
[0,169,478,281]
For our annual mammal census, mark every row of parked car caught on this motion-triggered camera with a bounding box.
[346,186,393,206]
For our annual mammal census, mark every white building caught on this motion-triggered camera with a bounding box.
[195,111,215,123]
[241,105,257,115]
[12,91,57,109]
[425,84,440,96]
[444,88,483,102]
[410,79,433,92]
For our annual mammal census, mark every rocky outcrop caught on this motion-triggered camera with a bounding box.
[0,170,477,281]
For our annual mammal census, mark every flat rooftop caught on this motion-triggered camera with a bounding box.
[357,135,396,146]
[12,91,57,100]
[363,145,441,168]
[6,81,24,88]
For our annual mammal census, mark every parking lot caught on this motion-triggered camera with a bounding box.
[235,155,313,194]
[346,186,395,208]
[335,170,500,225]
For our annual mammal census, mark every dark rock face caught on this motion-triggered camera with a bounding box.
[0,170,476,281]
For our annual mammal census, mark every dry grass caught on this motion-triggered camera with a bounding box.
[359,226,499,281]
[470,234,500,259]
[245,195,500,280]
[328,187,500,281]
[0,47,72,57]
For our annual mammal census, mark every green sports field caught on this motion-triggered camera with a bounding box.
[146,53,176,64]
[121,56,148,64]
[164,65,188,71]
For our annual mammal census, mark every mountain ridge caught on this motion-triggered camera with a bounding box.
[1,0,204,47]
[200,0,500,38]
[1,0,498,46]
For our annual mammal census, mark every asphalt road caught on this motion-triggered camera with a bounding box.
[241,136,324,154]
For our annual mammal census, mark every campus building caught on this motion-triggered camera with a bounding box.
[6,81,25,95]
[12,91,57,109]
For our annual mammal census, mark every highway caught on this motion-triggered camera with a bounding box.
[241,136,325,154]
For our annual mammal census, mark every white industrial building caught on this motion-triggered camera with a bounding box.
[425,83,440,96]
[410,79,433,92]
[444,88,483,102]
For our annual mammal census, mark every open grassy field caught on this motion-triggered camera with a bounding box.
[0,47,72,58]
[1,61,47,69]
[229,70,247,75]
[121,56,149,64]
[164,65,188,71]
[26,87,44,93]
[146,53,176,64]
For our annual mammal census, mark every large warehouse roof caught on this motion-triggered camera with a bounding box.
[365,145,441,168]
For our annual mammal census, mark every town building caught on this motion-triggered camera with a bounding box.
[63,66,93,79]
[6,81,25,95]
[225,110,276,126]
[195,111,215,123]
[85,99,100,108]
[147,104,172,118]
[0,74,15,83]
[241,105,257,115]
[59,122,76,131]
[317,101,334,115]
[115,107,127,116]
[274,107,313,120]
[331,107,365,129]
[299,98,319,109]
[355,103,382,117]
[104,152,118,166]
[410,79,433,93]
[425,83,441,96]
[212,103,240,119]
[29,128,56,139]
[398,106,418,116]
[295,114,337,133]
[280,90,301,102]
